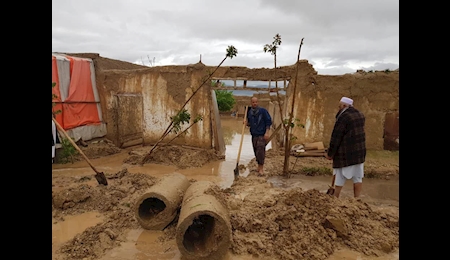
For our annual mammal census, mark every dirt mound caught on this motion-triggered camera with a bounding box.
[55,138,122,164]
[52,169,157,217]
[225,177,399,259]
[124,145,224,169]
[52,171,398,260]
[79,138,122,159]
[52,169,159,260]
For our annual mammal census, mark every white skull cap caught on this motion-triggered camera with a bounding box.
[340,97,353,106]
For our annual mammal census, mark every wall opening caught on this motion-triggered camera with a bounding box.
[212,79,286,97]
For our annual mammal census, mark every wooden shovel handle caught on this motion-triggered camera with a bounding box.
[330,174,336,187]
[236,106,249,164]
[52,118,100,174]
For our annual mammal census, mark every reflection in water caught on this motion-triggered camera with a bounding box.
[177,115,272,189]
[220,116,241,145]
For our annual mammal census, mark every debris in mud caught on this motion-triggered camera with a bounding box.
[53,137,122,164]
[52,169,158,216]
[57,208,139,260]
[52,170,160,260]
[124,145,224,169]
[77,138,122,161]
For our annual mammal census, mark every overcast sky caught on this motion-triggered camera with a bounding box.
[52,0,399,75]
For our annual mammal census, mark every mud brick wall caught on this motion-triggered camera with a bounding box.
[69,53,399,150]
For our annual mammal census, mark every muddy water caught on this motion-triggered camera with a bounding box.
[97,228,398,260]
[52,116,399,260]
[52,211,104,255]
[268,175,399,207]
[51,116,265,189]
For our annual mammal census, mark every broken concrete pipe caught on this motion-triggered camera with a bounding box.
[134,172,190,230]
[176,181,231,260]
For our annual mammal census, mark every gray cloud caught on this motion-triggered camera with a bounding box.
[52,0,399,75]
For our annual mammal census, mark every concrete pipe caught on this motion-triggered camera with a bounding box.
[134,172,190,230]
[176,181,231,260]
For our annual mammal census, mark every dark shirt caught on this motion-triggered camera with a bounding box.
[327,106,366,168]
[246,106,272,136]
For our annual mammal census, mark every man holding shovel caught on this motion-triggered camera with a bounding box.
[244,97,272,176]
[325,97,366,198]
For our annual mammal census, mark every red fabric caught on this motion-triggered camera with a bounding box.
[63,56,101,130]
[52,55,100,130]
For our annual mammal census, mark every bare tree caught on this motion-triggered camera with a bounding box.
[265,34,306,177]
[285,38,305,177]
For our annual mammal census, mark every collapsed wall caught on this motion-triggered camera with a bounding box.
[176,181,231,260]
[134,172,190,230]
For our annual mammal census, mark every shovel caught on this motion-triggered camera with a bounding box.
[233,105,249,180]
[52,118,108,186]
[326,174,335,195]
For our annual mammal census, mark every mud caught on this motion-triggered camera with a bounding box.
[225,177,398,259]
[125,145,225,169]
[52,117,399,260]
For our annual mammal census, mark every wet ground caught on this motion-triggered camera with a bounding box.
[52,116,399,260]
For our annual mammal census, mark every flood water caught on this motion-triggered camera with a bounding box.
[52,115,399,260]
[52,211,104,256]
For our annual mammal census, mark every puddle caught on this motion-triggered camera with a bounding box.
[99,229,180,260]
[98,228,398,260]
[176,132,268,189]
[268,174,399,206]
[52,211,104,252]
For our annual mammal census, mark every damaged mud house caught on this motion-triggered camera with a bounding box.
[51,52,399,155]
[51,52,399,260]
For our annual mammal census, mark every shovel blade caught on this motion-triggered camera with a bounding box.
[233,164,239,179]
[95,172,108,186]
[326,187,335,195]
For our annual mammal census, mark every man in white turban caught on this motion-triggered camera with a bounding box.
[325,96,366,198]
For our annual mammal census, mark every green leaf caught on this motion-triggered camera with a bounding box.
[226,45,238,59]
[215,90,236,112]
